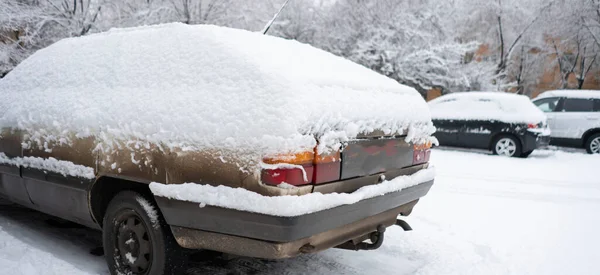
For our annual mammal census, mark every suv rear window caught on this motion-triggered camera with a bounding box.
[562,98,595,112]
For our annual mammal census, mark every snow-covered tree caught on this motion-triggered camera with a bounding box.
[0,0,43,77]
[308,0,499,94]
[543,0,600,89]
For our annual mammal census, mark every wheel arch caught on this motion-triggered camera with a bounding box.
[89,175,154,227]
[582,128,600,147]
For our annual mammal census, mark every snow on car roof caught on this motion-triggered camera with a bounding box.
[535,90,600,100]
[0,23,433,167]
[428,92,546,124]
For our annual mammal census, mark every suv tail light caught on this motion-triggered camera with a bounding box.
[261,148,341,186]
[527,123,539,129]
[413,142,432,165]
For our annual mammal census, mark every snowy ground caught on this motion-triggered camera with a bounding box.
[1,148,599,275]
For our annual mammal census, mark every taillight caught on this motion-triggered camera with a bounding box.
[261,147,341,186]
[261,165,314,186]
[413,142,432,165]
[313,148,341,184]
[527,123,538,129]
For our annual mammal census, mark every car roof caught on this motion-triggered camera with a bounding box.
[1,23,412,97]
[428,92,546,124]
[535,90,600,100]
[429,91,529,103]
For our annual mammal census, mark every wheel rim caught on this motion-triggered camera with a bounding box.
[113,210,152,274]
[496,138,517,157]
[591,137,600,154]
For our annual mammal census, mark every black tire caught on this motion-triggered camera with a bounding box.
[492,135,522,158]
[103,191,182,275]
[585,133,600,154]
[519,150,534,158]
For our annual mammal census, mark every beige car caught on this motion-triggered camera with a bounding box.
[0,23,435,275]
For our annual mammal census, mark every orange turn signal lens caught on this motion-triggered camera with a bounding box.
[262,150,315,165]
[314,150,340,164]
[413,141,432,151]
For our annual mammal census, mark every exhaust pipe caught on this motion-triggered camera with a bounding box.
[335,225,386,251]
[395,219,412,231]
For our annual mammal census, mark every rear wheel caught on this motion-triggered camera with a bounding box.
[492,135,522,158]
[103,191,182,275]
[585,133,600,154]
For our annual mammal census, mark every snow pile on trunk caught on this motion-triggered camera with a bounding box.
[0,23,434,167]
[0,153,95,179]
[429,92,546,124]
[149,166,435,217]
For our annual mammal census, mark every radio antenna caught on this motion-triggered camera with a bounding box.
[261,0,292,35]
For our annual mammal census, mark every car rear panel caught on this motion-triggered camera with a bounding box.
[340,138,414,180]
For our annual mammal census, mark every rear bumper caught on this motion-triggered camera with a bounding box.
[168,201,419,259]
[523,131,551,152]
[154,171,434,258]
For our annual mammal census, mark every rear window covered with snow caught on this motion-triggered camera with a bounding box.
[0,23,433,167]
[429,92,546,124]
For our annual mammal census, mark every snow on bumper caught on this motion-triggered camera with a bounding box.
[149,166,435,217]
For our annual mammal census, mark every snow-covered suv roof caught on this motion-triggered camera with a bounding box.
[535,90,600,100]
[429,92,546,124]
[0,23,433,164]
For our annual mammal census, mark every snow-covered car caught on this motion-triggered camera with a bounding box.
[0,23,436,275]
[429,92,550,158]
[532,90,600,154]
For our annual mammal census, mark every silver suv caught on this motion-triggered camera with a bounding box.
[532,90,600,154]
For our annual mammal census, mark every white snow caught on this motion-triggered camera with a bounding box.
[429,92,547,124]
[277,182,298,189]
[124,253,136,265]
[149,167,436,217]
[1,148,599,274]
[0,23,434,171]
[535,89,600,99]
[260,162,308,182]
[527,127,551,136]
[465,127,492,134]
[136,197,159,229]
[0,153,95,179]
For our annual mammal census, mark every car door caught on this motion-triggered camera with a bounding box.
[456,99,499,149]
[555,98,597,140]
[0,129,33,207]
[20,139,98,228]
[532,97,562,137]
[591,99,600,124]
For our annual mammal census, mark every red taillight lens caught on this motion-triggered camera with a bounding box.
[313,149,340,184]
[528,123,538,129]
[261,147,341,186]
[413,142,432,165]
[261,165,314,186]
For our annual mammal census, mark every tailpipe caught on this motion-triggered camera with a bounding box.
[335,225,386,251]
[395,219,412,231]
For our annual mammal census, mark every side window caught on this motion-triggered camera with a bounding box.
[533,97,560,112]
[562,98,595,112]
[594,99,600,112]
